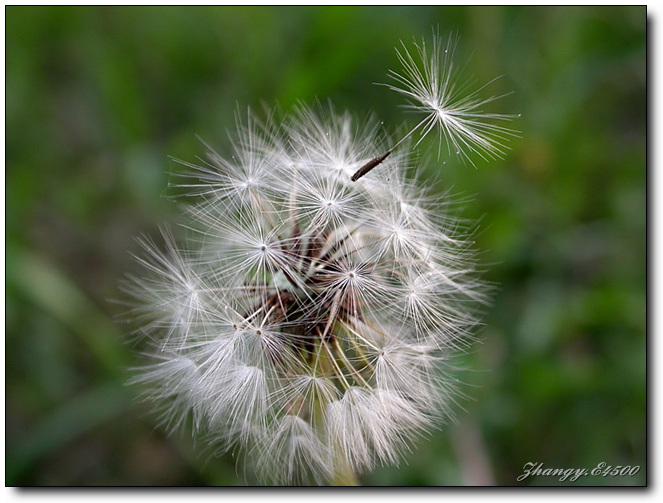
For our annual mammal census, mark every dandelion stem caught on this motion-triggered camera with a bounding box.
[330,458,360,486]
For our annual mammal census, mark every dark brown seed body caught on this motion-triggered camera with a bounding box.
[350,150,393,182]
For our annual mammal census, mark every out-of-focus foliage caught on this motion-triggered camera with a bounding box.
[5,5,646,486]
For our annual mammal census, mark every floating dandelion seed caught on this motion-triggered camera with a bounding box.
[351,32,518,181]
[124,32,516,486]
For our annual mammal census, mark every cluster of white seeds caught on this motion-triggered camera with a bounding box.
[125,34,516,485]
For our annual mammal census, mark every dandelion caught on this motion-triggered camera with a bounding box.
[124,33,515,486]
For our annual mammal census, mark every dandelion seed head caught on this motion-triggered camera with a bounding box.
[124,32,513,485]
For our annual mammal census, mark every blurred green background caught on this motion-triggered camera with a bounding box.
[5,5,646,486]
